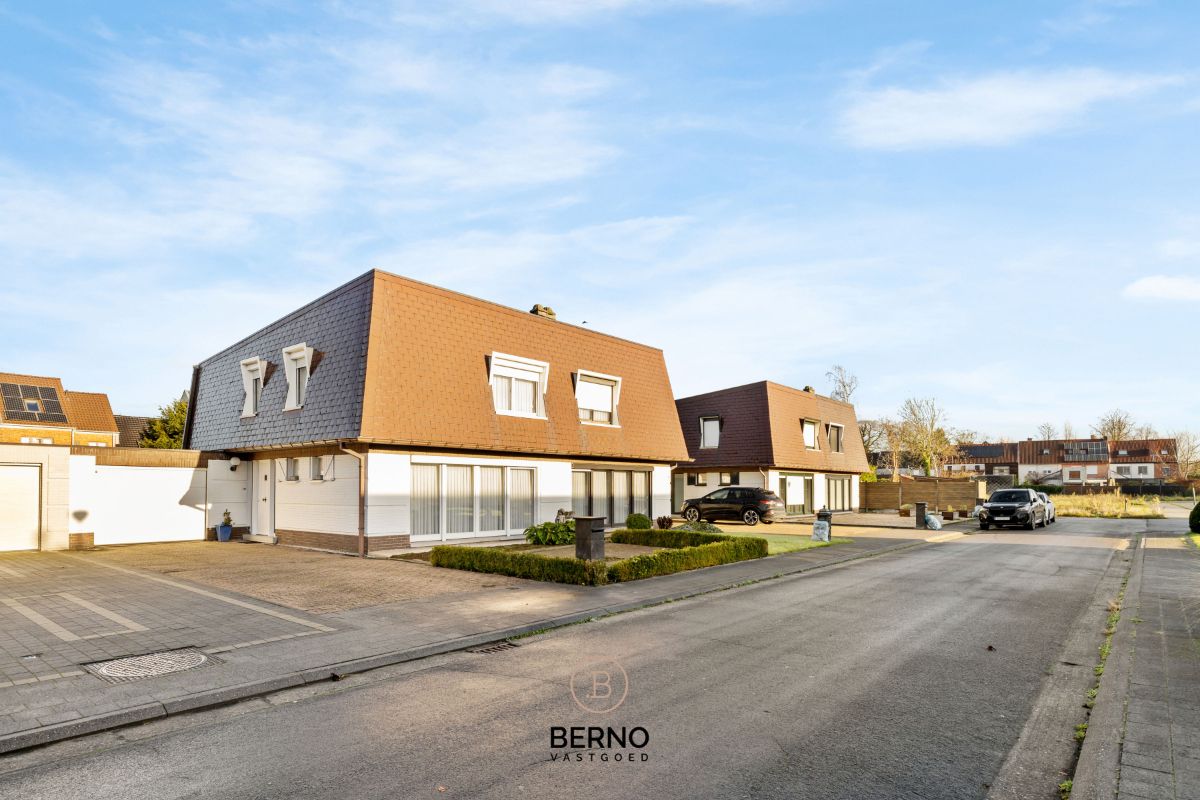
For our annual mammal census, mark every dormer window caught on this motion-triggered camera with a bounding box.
[489,353,549,418]
[239,357,267,418]
[700,416,720,448]
[827,423,844,453]
[575,370,620,426]
[802,419,819,449]
[282,343,314,411]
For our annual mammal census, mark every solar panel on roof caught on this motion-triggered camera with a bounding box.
[5,411,38,422]
[19,384,39,399]
[37,412,68,424]
[41,399,63,414]
[0,383,19,398]
[38,386,59,400]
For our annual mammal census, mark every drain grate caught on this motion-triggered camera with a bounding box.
[468,641,522,655]
[84,648,218,683]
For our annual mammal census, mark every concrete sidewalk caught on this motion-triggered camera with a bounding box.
[0,531,938,755]
[1073,520,1200,800]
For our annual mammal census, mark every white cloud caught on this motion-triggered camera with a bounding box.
[840,68,1179,149]
[1123,274,1200,301]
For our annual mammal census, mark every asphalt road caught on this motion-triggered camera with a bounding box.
[0,518,1137,800]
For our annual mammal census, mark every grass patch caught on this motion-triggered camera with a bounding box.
[739,533,853,555]
[1052,493,1164,519]
[1188,533,1200,550]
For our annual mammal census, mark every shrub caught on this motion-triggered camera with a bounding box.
[429,546,607,585]
[625,513,653,530]
[1191,502,1200,534]
[1020,483,1063,495]
[677,520,723,533]
[524,520,575,545]
[611,528,731,547]
[860,469,879,483]
[606,537,768,582]
[655,515,673,530]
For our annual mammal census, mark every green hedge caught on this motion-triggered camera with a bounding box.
[607,538,768,582]
[1190,502,1200,534]
[429,546,608,585]
[611,528,731,548]
[430,529,769,585]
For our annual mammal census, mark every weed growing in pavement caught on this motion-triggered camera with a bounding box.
[1058,779,1073,799]
[1074,723,1088,741]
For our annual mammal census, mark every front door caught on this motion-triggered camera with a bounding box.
[781,473,814,515]
[251,459,275,538]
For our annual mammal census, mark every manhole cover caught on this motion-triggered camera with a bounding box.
[85,648,217,683]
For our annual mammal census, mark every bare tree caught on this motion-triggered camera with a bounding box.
[880,418,905,483]
[952,429,981,446]
[1132,423,1158,439]
[1171,430,1199,479]
[1037,422,1057,440]
[897,397,958,476]
[825,365,859,403]
[1063,421,1076,440]
[858,419,887,456]
[1092,409,1136,441]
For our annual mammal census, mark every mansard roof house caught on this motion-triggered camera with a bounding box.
[184,270,690,554]
[672,381,870,516]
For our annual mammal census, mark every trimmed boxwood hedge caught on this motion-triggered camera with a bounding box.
[429,529,769,585]
[1190,502,1200,534]
[429,546,609,585]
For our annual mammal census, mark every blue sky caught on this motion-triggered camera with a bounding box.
[1,0,1197,439]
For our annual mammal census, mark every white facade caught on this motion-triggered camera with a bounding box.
[273,454,361,536]
[675,469,860,514]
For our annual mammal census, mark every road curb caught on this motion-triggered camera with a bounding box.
[1070,536,1144,800]
[0,537,927,756]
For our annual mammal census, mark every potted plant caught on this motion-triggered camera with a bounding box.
[943,505,957,521]
[217,509,234,542]
[899,504,912,518]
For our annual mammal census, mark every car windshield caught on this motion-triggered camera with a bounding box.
[990,490,1030,503]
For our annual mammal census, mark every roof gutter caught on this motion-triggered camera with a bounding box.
[338,441,367,557]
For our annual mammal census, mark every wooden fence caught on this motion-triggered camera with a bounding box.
[860,478,987,511]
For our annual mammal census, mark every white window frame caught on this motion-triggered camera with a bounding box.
[282,343,314,411]
[285,457,300,481]
[827,423,844,453]
[488,352,549,419]
[700,416,720,449]
[1137,465,1148,476]
[239,357,267,418]
[802,419,819,450]
[310,456,326,481]
[574,369,621,427]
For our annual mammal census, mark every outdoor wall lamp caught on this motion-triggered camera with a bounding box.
[229,456,242,472]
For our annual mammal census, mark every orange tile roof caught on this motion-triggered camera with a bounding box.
[63,391,119,433]
[0,371,117,432]
[359,271,690,463]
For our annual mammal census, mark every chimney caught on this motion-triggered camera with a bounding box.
[803,386,815,393]
[529,304,557,320]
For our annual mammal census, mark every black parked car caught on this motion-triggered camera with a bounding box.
[681,486,785,526]
[978,488,1048,530]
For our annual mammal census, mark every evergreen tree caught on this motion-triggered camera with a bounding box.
[140,392,188,449]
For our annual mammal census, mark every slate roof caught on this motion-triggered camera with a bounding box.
[946,443,1019,464]
[675,381,870,474]
[185,270,689,463]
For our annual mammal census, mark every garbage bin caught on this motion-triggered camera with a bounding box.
[812,508,833,542]
[573,516,606,561]
[914,501,928,529]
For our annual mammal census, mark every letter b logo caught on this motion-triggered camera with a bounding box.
[570,660,629,714]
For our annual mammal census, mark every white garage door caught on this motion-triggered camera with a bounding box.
[0,464,40,551]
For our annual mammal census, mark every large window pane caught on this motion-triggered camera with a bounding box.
[513,378,537,413]
[411,464,440,538]
[446,466,474,534]
[612,470,630,523]
[591,471,610,526]
[632,472,649,515]
[572,470,590,517]
[701,417,720,448]
[492,375,512,411]
[510,468,535,531]
[480,467,504,532]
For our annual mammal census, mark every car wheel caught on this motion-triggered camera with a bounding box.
[1025,516,1036,530]
[762,520,774,525]
[742,509,760,526]
[683,506,700,523]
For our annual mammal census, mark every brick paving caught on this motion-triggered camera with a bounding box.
[0,531,926,752]
[1118,526,1200,800]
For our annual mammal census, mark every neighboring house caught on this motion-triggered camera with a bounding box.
[943,443,1019,477]
[1108,439,1178,483]
[183,270,689,554]
[115,414,153,448]
[947,436,1180,487]
[0,371,119,447]
[672,381,870,515]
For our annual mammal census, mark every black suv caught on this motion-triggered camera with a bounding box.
[978,488,1048,530]
[681,486,785,526]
